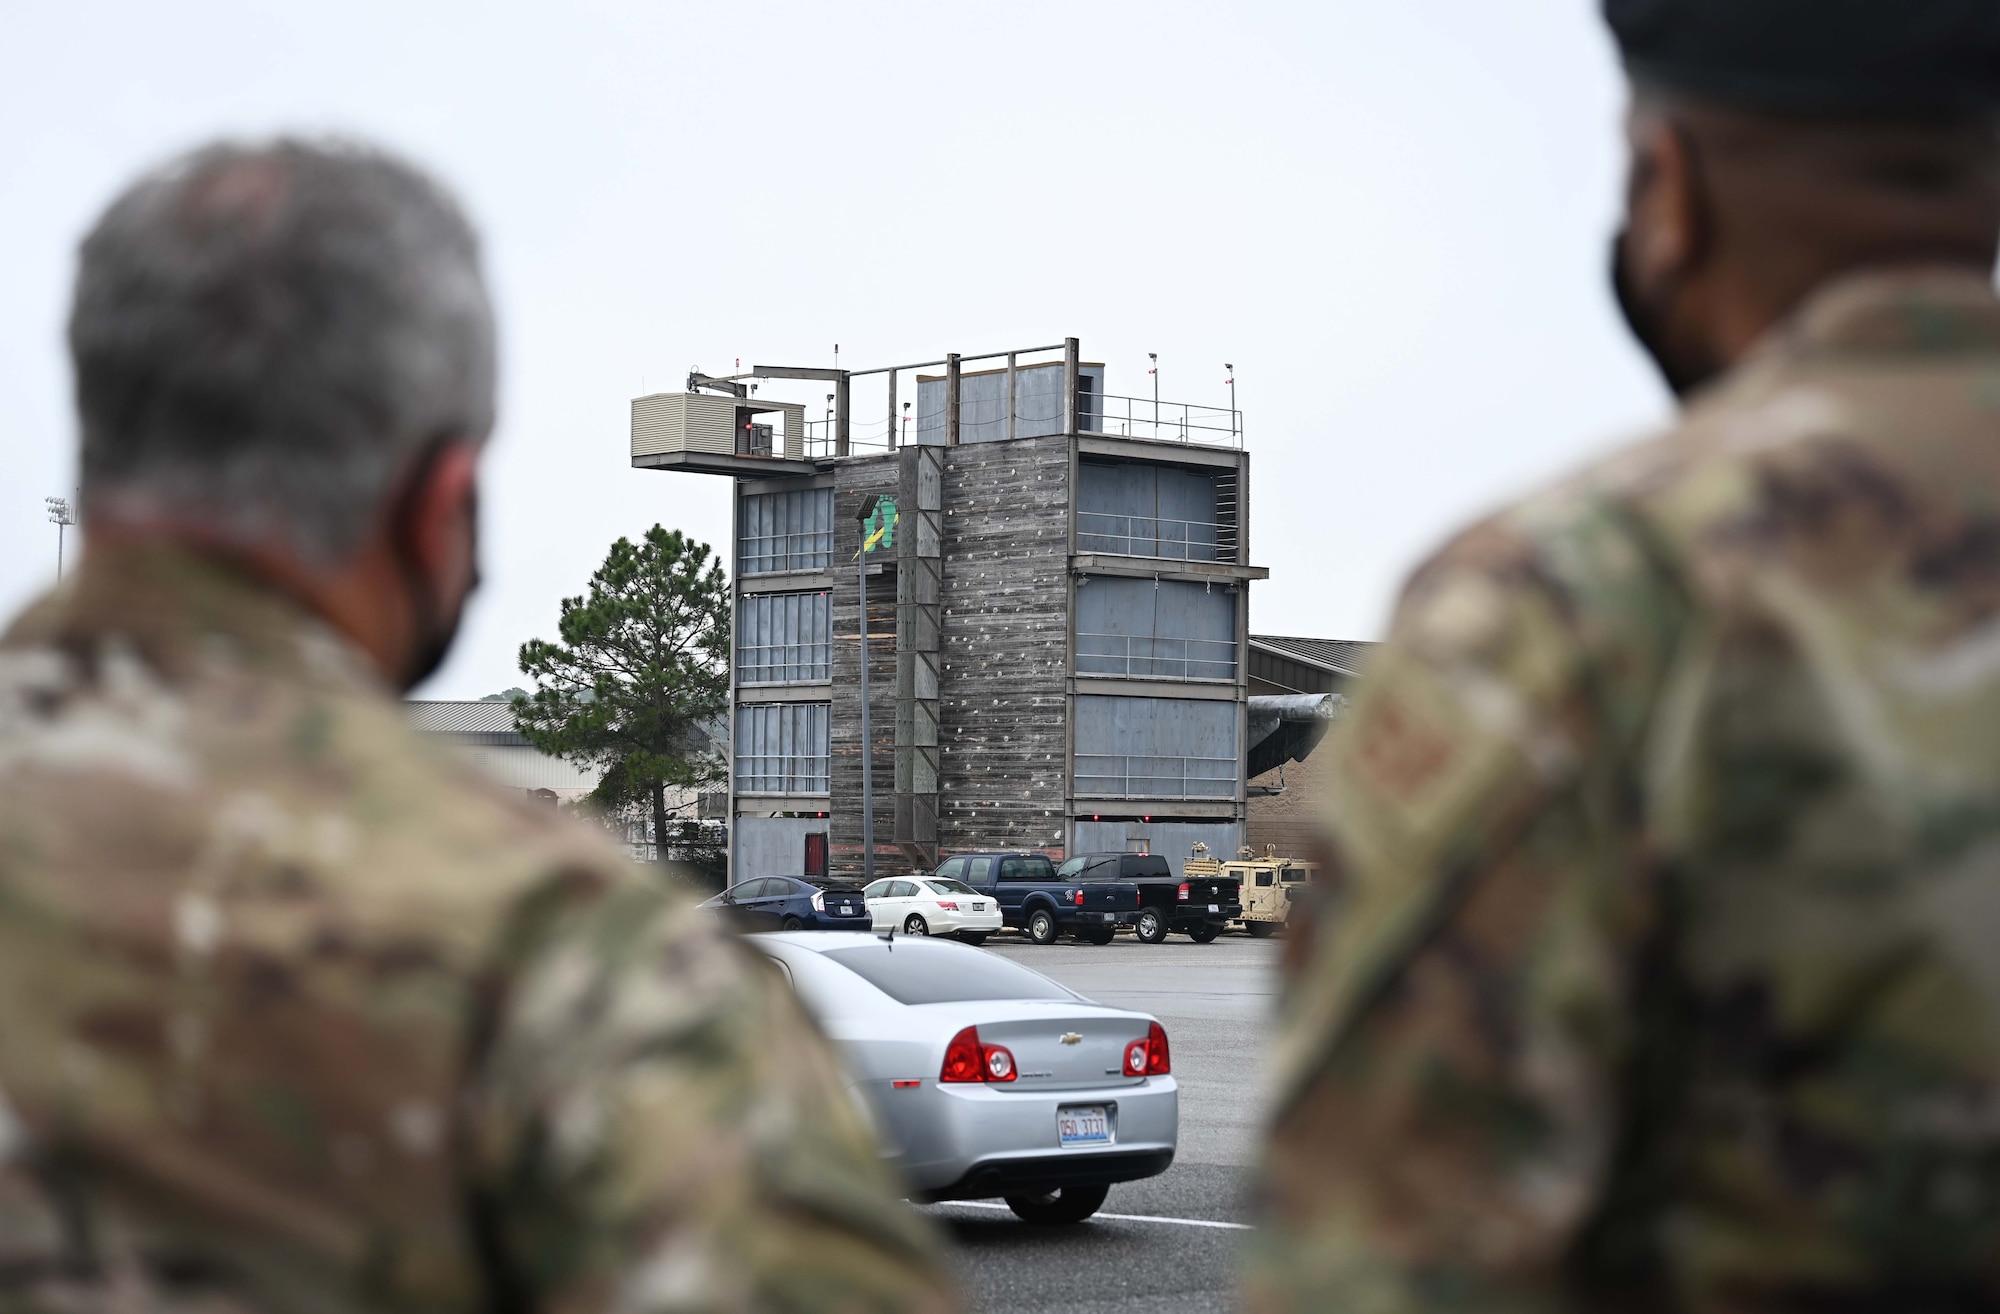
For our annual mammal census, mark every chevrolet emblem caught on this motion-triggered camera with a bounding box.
[1060,1032,1083,1045]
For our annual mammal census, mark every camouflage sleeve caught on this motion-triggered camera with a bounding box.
[464,872,956,1314]
[1247,502,1688,1314]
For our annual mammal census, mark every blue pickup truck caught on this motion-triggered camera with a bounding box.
[941,851,1139,945]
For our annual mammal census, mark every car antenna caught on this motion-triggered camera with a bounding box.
[876,926,895,948]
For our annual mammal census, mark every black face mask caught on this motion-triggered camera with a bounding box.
[1611,226,1716,400]
[1611,116,1728,401]
[396,552,476,691]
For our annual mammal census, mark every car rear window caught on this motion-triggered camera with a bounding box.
[1126,858,1172,878]
[926,878,976,896]
[998,856,1054,882]
[819,943,1076,1005]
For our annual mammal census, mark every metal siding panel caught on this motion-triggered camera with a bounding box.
[630,393,687,459]
[778,403,807,460]
[916,376,946,446]
[1076,694,1239,756]
[1159,580,1234,644]
[1076,578,1235,681]
[735,816,830,879]
[1073,694,1238,799]
[686,394,736,455]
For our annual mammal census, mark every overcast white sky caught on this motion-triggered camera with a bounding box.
[0,0,1670,699]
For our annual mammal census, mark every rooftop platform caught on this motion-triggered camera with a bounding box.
[630,337,1243,478]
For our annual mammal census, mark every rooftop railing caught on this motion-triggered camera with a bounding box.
[1074,754,1238,800]
[1076,633,1237,682]
[763,338,1243,456]
[738,528,834,575]
[1076,511,1225,564]
[1083,396,1241,447]
[733,753,831,796]
[737,641,832,685]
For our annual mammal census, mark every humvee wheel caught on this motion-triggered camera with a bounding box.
[1247,921,1278,939]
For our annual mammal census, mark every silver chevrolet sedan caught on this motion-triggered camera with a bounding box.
[750,931,1178,1223]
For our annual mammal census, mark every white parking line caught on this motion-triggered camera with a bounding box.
[928,1200,1253,1231]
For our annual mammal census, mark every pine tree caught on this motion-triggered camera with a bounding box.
[513,527,730,883]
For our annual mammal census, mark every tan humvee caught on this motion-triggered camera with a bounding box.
[1184,845,1317,938]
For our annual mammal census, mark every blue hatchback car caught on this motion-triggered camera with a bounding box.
[699,875,872,932]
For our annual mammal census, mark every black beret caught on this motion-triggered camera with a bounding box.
[1604,0,2000,116]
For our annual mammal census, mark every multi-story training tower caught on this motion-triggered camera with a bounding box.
[631,339,1265,884]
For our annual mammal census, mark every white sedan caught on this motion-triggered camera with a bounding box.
[863,875,1003,942]
[751,932,1178,1222]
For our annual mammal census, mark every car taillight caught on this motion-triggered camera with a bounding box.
[1073,888,1085,906]
[940,1026,1017,1084]
[1124,1023,1172,1076]
[937,900,959,910]
[1177,882,1189,902]
[810,889,826,911]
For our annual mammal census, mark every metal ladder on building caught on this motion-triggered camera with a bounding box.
[894,445,945,869]
[1213,470,1240,565]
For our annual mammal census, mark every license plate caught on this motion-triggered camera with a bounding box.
[1208,903,1219,912]
[1058,1105,1113,1147]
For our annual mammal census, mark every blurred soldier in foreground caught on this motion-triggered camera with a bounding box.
[0,140,952,1313]
[1253,1,2000,1309]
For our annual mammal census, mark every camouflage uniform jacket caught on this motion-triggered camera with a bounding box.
[1251,270,2000,1312]
[0,547,954,1314]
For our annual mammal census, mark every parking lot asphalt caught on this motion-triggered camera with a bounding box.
[915,933,1282,1313]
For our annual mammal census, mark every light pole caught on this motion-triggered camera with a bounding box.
[44,496,75,581]
[1148,353,1159,435]
[902,400,912,446]
[1225,364,1237,442]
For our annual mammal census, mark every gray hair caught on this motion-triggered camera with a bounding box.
[69,137,496,563]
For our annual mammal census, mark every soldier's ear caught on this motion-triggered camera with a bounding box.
[390,440,482,587]
[1624,112,1710,289]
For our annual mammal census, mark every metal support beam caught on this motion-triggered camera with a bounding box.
[1006,351,1017,442]
[1063,337,1081,435]
[835,373,851,456]
[749,365,844,381]
[945,353,962,447]
[887,369,898,450]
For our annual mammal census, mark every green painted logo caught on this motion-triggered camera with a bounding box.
[863,496,898,554]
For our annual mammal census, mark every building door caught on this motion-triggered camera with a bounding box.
[804,832,828,877]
